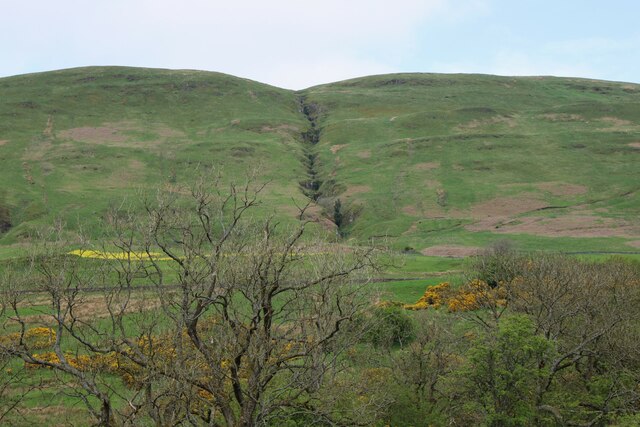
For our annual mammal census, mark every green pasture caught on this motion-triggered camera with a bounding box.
[1,68,639,255]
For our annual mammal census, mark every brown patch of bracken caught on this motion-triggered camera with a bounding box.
[59,125,128,144]
[464,195,549,232]
[457,115,516,130]
[599,116,633,127]
[58,122,185,148]
[0,139,7,146]
[539,113,585,122]
[402,205,419,216]
[342,185,371,197]
[260,124,300,134]
[105,159,146,188]
[154,125,185,138]
[403,222,418,235]
[330,144,346,154]
[628,142,640,149]
[494,214,640,238]
[414,161,440,171]
[21,294,161,324]
[43,115,54,137]
[597,116,637,132]
[420,245,482,258]
[536,182,588,196]
[295,203,338,232]
[356,150,371,159]
[626,240,640,249]
[470,195,547,218]
[424,179,441,188]
[22,405,85,424]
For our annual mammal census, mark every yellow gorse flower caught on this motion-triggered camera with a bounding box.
[68,249,172,261]
[402,279,511,313]
[0,327,56,350]
[69,249,332,260]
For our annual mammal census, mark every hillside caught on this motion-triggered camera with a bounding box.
[0,67,308,250]
[305,74,640,253]
[1,67,639,254]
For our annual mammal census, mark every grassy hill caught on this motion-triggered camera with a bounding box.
[1,67,639,255]
[305,74,640,253]
[0,67,308,251]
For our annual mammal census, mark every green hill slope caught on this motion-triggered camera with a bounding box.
[304,74,640,253]
[1,68,639,254]
[0,67,308,247]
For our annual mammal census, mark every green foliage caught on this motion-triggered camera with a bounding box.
[461,315,554,426]
[333,198,343,229]
[363,306,415,348]
[0,190,10,233]
[472,240,519,287]
[612,414,640,426]
[0,205,10,233]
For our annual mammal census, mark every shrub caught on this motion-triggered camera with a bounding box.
[404,282,451,310]
[364,306,415,347]
[0,327,56,350]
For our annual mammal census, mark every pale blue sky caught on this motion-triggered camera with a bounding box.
[1,0,638,89]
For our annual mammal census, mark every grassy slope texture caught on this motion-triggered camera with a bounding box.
[0,67,308,253]
[305,74,640,254]
[1,67,639,254]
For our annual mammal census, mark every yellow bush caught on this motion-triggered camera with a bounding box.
[26,351,94,371]
[447,291,479,312]
[403,279,512,313]
[68,249,171,261]
[0,327,56,350]
[374,300,405,309]
[25,327,57,349]
[26,351,61,368]
[404,282,450,310]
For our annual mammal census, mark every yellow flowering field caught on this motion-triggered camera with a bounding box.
[68,249,172,261]
[68,249,332,260]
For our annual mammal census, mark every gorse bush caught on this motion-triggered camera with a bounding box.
[0,327,56,350]
[404,282,451,310]
[402,279,508,312]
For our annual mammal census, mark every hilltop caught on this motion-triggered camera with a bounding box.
[1,67,639,255]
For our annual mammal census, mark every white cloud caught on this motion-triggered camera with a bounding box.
[2,1,638,86]
[0,0,449,87]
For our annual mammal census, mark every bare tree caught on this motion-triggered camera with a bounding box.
[1,173,383,426]
[0,259,43,425]
[389,312,459,417]
[0,229,123,425]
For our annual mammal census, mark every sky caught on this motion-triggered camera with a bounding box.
[1,0,639,89]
